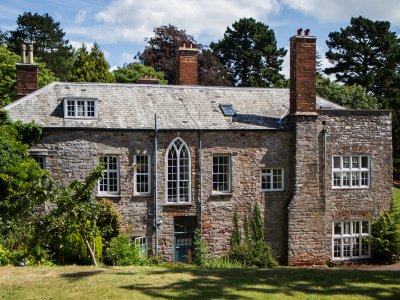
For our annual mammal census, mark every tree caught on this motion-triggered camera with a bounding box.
[49,166,104,266]
[0,46,58,108]
[0,111,50,254]
[325,16,400,173]
[0,28,6,47]
[210,18,286,87]
[67,43,115,83]
[325,17,400,103]
[137,24,232,86]
[7,12,74,80]
[317,76,379,109]
[113,63,167,84]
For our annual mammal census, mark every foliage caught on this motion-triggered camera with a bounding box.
[369,209,400,262]
[67,43,115,83]
[192,229,208,267]
[0,113,48,222]
[137,24,232,86]
[7,12,74,80]
[0,244,10,266]
[105,235,145,266]
[204,256,244,268]
[230,209,241,248]
[48,166,104,266]
[325,16,400,104]
[252,203,264,242]
[58,230,102,265]
[113,63,167,84]
[210,18,286,87]
[0,46,58,108]
[96,198,122,250]
[228,204,278,268]
[317,76,379,109]
[230,240,278,268]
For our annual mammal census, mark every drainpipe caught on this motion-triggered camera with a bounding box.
[154,114,158,255]
[199,130,203,238]
[322,121,328,258]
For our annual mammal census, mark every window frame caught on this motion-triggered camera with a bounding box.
[332,220,371,260]
[212,154,232,193]
[260,168,284,192]
[64,97,98,119]
[165,138,191,204]
[133,154,151,195]
[332,155,370,189]
[98,155,120,196]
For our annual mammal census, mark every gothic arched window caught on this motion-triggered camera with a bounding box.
[166,138,191,203]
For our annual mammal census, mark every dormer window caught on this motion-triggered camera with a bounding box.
[64,97,97,118]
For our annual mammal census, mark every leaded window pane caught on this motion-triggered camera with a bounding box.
[167,138,190,203]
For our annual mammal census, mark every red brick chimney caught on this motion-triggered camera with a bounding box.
[16,44,38,99]
[289,29,317,115]
[176,43,198,85]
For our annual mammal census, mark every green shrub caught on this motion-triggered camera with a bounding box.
[205,256,244,268]
[229,240,278,268]
[0,244,10,266]
[97,198,122,248]
[369,209,400,262]
[105,235,145,266]
[58,230,102,265]
[193,229,208,267]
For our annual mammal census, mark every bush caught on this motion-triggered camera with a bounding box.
[369,209,400,262]
[58,230,102,265]
[97,199,122,248]
[0,244,10,266]
[193,229,208,267]
[229,240,278,268]
[205,256,244,268]
[105,235,146,266]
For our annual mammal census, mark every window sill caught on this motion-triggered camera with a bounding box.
[164,202,192,206]
[132,193,151,198]
[97,194,121,198]
[260,189,284,192]
[211,192,233,197]
[331,187,370,190]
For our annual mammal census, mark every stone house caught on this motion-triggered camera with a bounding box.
[4,31,393,265]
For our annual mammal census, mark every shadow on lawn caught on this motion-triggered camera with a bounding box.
[60,270,104,281]
[120,268,400,300]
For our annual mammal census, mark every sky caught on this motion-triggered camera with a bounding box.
[1,0,400,78]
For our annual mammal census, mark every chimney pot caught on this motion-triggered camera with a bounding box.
[304,29,310,36]
[20,44,26,63]
[297,28,303,36]
[27,44,34,64]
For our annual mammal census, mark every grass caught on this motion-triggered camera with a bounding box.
[0,266,399,300]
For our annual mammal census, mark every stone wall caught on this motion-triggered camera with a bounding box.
[288,110,392,265]
[36,129,293,262]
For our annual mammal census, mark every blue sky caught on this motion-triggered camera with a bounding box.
[1,0,399,77]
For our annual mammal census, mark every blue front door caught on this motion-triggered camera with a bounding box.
[174,216,197,263]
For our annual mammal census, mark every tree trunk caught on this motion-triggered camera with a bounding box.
[82,232,97,267]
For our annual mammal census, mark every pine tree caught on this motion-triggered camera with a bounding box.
[210,18,286,87]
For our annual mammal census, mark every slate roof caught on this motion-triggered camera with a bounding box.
[4,82,344,130]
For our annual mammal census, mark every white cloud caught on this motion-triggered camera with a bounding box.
[281,0,400,27]
[90,0,280,44]
[70,40,94,51]
[75,9,89,24]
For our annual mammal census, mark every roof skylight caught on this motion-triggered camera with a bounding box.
[220,104,236,116]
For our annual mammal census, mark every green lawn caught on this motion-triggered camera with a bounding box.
[1,266,399,300]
